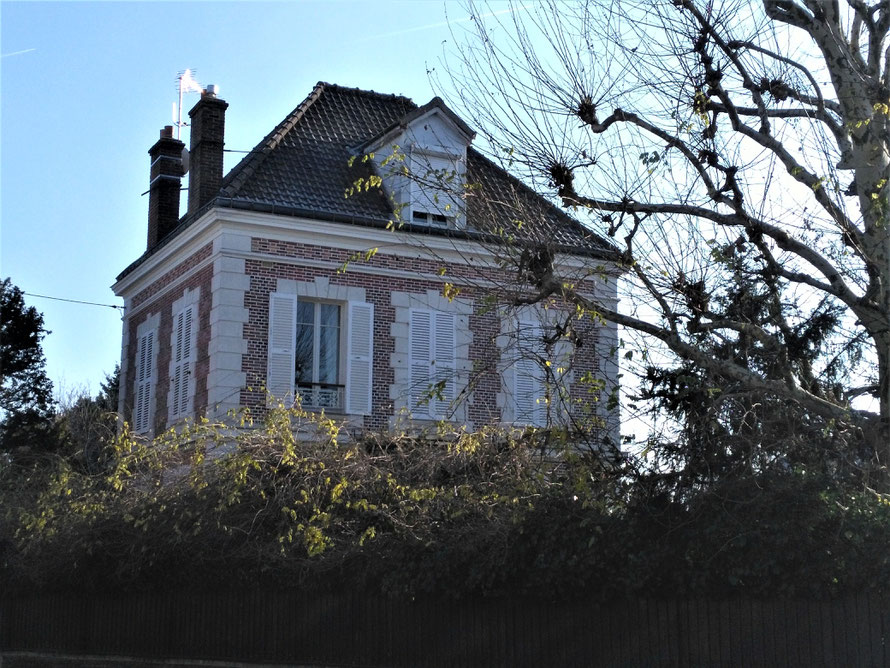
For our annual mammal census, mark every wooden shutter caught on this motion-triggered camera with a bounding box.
[346,301,374,415]
[170,305,195,419]
[409,309,456,418]
[432,312,456,417]
[267,293,297,404]
[409,310,432,416]
[133,331,154,433]
[514,320,545,426]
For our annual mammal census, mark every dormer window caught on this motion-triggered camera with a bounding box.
[412,211,449,227]
[365,100,475,232]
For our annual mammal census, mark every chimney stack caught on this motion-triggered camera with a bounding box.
[187,86,228,215]
[147,126,185,250]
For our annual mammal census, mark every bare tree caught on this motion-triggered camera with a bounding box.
[434,0,890,463]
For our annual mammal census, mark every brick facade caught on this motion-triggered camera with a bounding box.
[122,245,213,433]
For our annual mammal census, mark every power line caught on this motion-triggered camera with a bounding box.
[23,292,124,311]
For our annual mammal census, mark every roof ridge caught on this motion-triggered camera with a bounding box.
[319,81,415,104]
[221,81,328,196]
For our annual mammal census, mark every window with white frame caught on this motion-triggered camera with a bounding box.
[267,292,373,414]
[169,303,196,420]
[133,315,159,434]
[409,309,456,418]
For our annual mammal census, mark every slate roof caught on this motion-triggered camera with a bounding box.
[119,83,616,280]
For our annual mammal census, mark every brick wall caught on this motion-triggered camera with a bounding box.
[241,236,605,431]
[122,245,213,433]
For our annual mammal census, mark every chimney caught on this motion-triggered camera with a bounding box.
[147,126,185,250]
[187,86,228,215]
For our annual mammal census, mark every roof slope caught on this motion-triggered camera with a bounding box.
[119,83,616,280]
[220,82,614,255]
[220,83,415,222]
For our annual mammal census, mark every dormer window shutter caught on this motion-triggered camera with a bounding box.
[409,150,463,223]
[345,301,374,415]
[267,293,297,405]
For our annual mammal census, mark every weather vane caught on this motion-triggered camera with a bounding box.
[173,69,203,140]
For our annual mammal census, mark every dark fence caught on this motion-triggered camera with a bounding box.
[2,589,888,667]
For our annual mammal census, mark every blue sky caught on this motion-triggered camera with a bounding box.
[2,1,494,398]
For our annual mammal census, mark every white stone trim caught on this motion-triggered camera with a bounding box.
[206,255,250,418]
[276,276,366,303]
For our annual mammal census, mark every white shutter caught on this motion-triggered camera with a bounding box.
[514,320,546,426]
[345,301,374,415]
[432,312,456,416]
[170,305,195,419]
[409,310,432,416]
[267,293,297,404]
[133,331,154,433]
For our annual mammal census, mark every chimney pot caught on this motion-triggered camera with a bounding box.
[146,129,185,249]
[187,92,228,215]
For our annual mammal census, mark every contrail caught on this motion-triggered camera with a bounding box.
[358,6,529,42]
[1,48,36,58]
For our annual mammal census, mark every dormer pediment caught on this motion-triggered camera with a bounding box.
[365,98,476,229]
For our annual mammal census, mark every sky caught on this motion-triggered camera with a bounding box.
[2,1,497,399]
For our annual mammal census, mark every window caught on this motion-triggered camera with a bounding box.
[295,301,342,409]
[133,329,156,433]
[267,293,373,415]
[411,211,448,227]
[409,309,456,418]
[169,304,196,420]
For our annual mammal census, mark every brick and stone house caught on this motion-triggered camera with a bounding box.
[113,82,621,440]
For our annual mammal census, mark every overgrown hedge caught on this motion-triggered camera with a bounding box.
[2,406,889,599]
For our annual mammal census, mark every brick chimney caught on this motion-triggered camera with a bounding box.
[147,126,185,250]
[187,86,228,215]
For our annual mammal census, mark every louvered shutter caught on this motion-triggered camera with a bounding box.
[267,293,297,404]
[346,301,374,415]
[514,320,546,426]
[133,331,154,433]
[170,305,195,419]
[432,312,456,417]
[409,310,432,416]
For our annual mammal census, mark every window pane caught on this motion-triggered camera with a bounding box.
[297,301,315,325]
[318,304,340,384]
[295,320,314,383]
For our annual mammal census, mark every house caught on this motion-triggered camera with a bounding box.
[113,82,621,440]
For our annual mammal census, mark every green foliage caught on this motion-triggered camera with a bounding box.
[2,408,889,599]
[0,278,58,455]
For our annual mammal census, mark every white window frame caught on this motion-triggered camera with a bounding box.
[294,299,345,411]
[266,280,373,416]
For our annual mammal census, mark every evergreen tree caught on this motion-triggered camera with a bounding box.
[0,278,57,453]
